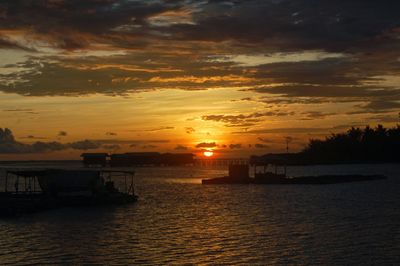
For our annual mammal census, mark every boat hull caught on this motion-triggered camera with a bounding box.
[254,174,387,184]
[202,176,251,184]
[0,192,137,217]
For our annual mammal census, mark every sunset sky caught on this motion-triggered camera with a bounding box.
[1,0,400,159]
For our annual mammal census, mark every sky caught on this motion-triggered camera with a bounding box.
[0,0,400,160]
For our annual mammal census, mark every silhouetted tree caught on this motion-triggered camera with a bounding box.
[302,125,400,163]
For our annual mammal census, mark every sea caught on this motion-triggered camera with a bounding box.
[0,162,399,265]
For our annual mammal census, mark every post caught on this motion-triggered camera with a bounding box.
[124,174,127,193]
[15,176,19,194]
[5,172,8,193]
[131,173,134,195]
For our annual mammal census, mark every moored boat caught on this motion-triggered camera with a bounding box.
[202,164,251,184]
[0,169,137,217]
[202,164,387,185]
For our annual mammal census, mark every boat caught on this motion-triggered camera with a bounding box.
[0,169,137,217]
[202,164,387,185]
[202,164,251,184]
[253,172,386,184]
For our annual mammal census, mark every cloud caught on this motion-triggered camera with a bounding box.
[1,0,400,133]
[300,111,336,120]
[31,141,66,152]
[0,129,57,153]
[257,137,273,143]
[0,0,181,50]
[235,124,364,135]
[22,135,46,140]
[102,144,121,150]
[360,101,400,111]
[174,144,188,151]
[2,108,38,114]
[106,132,117,136]
[195,142,217,148]
[0,128,176,154]
[185,127,195,134]
[58,131,67,137]
[368,114,400,123]
[145,126,174,132]
[255,143,269,149]
[68,140,100,150]
[229,143,242,149]
[142,144,157,149]
[202,110,295,126]
[128,126,175,132]
[3,108,34,112]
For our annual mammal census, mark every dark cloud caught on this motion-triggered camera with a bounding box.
[22,135,46,140]
[257,137,273,143]
[67,139,101,150]
[0,0,184,50]
[195,142,217,148]
[252,85,400,98]
[31,141,65,152]
[128,126,175,133]
[174,144,188,151]
[368,114,400,123]
[0,128,176,154]
[106,132,117,136]
[172,0,400,52]
[0,128,103,153]
[93,139,170,144]
[300,111,336,120]
[185,127,195,134]
[145,126,174,132]
[1,0,400,117]
[255,143,269,149]
[235,124,365,135]
[229,143,241,149]
[2,0,400,53]
[202,110,295,126]
[142,144,157,149]
[361,101,400,111]
[2,108,38,114]
[102,144,121,150]
[3,108,34,112]
[58,131,67,137]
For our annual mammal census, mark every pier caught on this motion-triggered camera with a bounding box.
[194,158,249,167]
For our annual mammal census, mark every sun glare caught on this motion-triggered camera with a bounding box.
[203,151,214,157]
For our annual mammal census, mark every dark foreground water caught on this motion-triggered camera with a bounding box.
[0,163,399,265]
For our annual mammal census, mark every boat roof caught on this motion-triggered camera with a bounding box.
[6,169,47,177]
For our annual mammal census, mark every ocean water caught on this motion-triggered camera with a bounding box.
[0,162,399,265]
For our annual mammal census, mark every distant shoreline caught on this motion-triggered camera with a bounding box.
[0,160,81,164]
[0,159,399,166]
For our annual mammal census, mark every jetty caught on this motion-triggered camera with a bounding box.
[81,152,195,167]
[0,169,137,217]
[202,164,387,185]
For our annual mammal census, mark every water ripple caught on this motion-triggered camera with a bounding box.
[0,164,399,265]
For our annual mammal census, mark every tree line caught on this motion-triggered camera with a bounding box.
[301,125,400,164]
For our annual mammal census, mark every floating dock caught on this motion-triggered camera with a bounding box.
[202,164,387,185]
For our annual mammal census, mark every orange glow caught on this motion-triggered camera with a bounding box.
[203,151,214,157]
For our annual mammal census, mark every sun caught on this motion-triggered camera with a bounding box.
[203,151,214,157]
